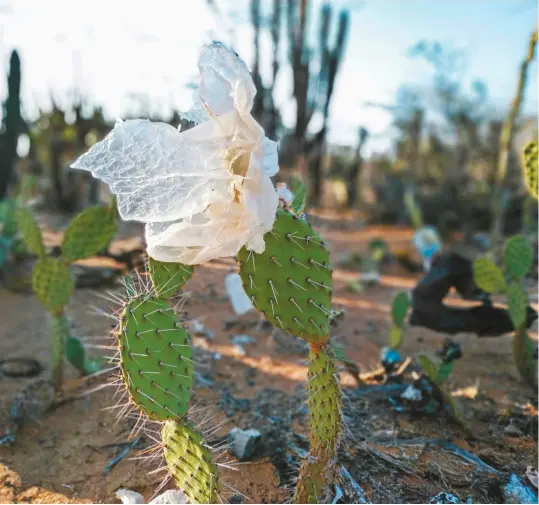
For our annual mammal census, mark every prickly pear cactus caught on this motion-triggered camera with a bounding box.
[148,257,194,298]
[472,257,506,294]
[522,141,538,200]
[294,457,332,504]
[16,207,45,257]
[307,346,342,456]
[61,206,116,262]
[32,257,73,314]
[118,296,193,420]
[503,235,533,282]
[162,419,219,504]
[474,235,537,389]
[50,312,70,389]
[389,291,410,349]
[238,210,332,344]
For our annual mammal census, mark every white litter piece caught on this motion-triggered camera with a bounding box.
[225,272,253,315]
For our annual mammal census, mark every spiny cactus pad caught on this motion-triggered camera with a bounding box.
[32,257,73,313]
[16,207,44,257]
[391,291,409,327]
[503,235,533,282]
[51,312,70,388]
[389,325,403,350]
[0,198,17,237]
[118,296,192,420]
[61,206,116,262]
[507,282,527,329]
[294,457,332,504]
[513,326,538,390]
[162,420,219,504]
[523,141,538,200]
[473,257,506,294]
[238,210,332,344]
[307,346,342,456]
[148,257,194,299]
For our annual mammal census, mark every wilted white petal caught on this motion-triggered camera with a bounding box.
[184,42,255,124]
[72,119,232,222]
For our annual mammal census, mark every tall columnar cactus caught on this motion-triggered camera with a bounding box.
[522,141,538,200]
[113,260,219,504]
[473,235,537,389]
[237,208,342,503]
[0,50,23,199]
[17,203,117,391]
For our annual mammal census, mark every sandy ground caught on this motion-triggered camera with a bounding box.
[0,213,537,504]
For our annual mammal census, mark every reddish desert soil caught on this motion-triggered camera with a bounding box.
[0,211,537,504]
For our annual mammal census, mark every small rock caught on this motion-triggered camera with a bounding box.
[228,427,262,461]
[116,489,145,504]
[401,384,422,402]
[150,490,188,504]
[233,344,246,357]
[231,334,256,346]
[428,492,460,504]
[504,423,524,438]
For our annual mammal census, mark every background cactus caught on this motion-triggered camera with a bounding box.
[473,235,537,389]
[522,141,538,200]
[389,291,410,349]
[17,203,117,391]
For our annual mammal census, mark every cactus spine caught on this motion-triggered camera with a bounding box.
[113,260,219,503]
[17,203,117,391]
[238,208,342,503]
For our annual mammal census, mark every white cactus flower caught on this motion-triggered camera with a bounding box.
[72,42,279,265]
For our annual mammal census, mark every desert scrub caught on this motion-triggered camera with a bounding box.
[73,42,345,503]
[17,203,116,391]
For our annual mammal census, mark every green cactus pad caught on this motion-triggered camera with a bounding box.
[294,457,331,504]
[437,361,455,384]
[33,257,73,314]
[61,206,116,262]
[16,207,45,257]
[513,326,538,390]
[523,141,538,200]
[507,282,527,329]
[391,291,410,326]
[0,198,17,237]
[418,354,440,384]
[65,336,85,371]
[118,296,193,420]
[51,312,70,389]
[238,210,332,344]
[162,419,219,504]
[148,257,194,299]
[503,235,533,282]
[307,346,342,456]
[289,175,306,215]
[473,257,506,294]
[389,325,403,350]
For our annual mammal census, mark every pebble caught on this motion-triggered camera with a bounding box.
[228,427,262,461]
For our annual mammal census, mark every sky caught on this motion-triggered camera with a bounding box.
[0,0,537,155]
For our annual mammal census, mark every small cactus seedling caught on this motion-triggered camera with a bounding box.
[17,204,117,391]
[389,291,410,350]
[473,235,537,389]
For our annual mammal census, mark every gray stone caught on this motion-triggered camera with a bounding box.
[228,427,262,461]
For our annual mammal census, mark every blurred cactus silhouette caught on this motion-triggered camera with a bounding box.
[0,50,24,200]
